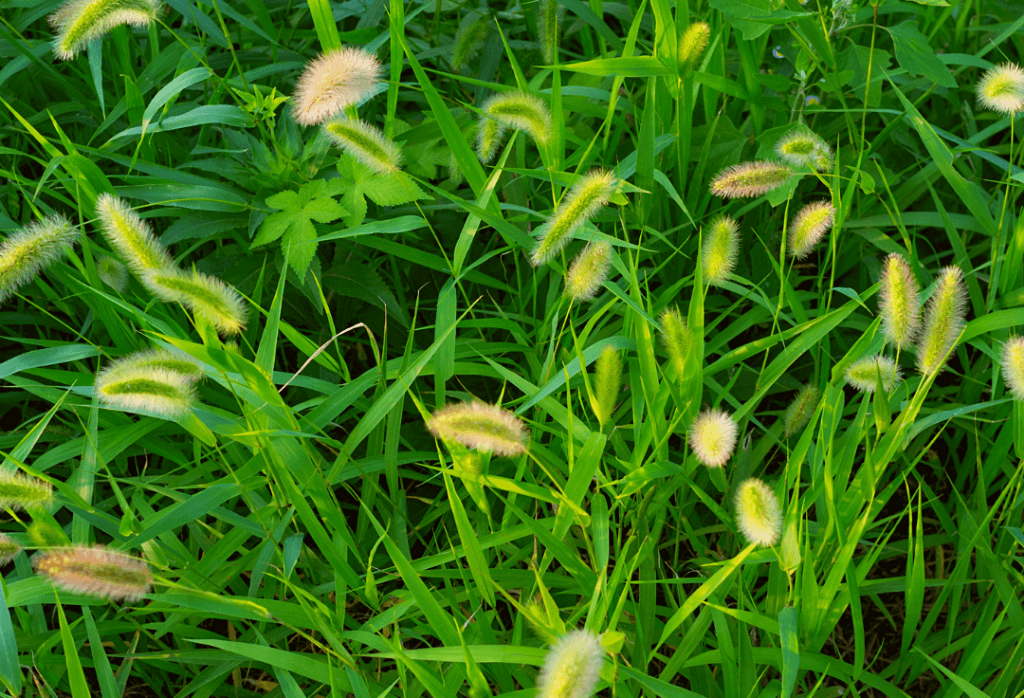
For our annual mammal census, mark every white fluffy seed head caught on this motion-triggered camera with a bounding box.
[1002,337,1024,402]
[95,193,174,276]
[845,355,901,393]
[976,62,1024,115]
[49,0,162,60]
[323,118,403,173]
[916,266,967,377]
[689,408,738,468]
[292,46,382,126]
[95,363,197,417]
[426,401,529,457]
[879,253,920,350]
[144,268,248,335]
[774,128,833,172]
[34,545,152,601]
[734,478,783,547]
[536,629,604,698]
[788,201,835,260]
[0,214,80,303]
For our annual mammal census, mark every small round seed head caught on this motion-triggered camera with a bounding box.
[95,193,174,276]
[734,478,783,547]
[292,46,382,126]
[531,170,617,267]
[678,22,710,68]
[701,215,740,286]
[774,129,833,172]
[879,253,921,350]
[689,408,738,468]
[783,384,820,436]
[96,254,128,292]
[710,161,793,199]
[145,268,248,335]
[324,118,403,174]
[536,629,604,698]
[788,201,835,260]
[95,363,198,417]
[49,0,162,60]
[1001,337,1024,402]
[844,355,901,393]
[0,472,54,511]
[976,62,1024,115]
[659,308,693,377]
[482,90,553,146]
[565,242,612,302]
[916,265,967,377]
[0,534,21,566]
[34,545,152,602]
[0,213,80,303]
[426,401,529,457]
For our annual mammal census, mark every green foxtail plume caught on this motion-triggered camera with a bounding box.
[34,545,152,601]
[95,361,197,417]
[531,170,616,266]
[976,62,1024,114]
[292,46,382,126]
[788,201,835,260]
[451,15,491,72]
[145,268,248,335]
[916,265,967,376]
[539,0,563,65]
[324,119,402,173]
[565,242,612,301]
[659,308,693,377]
[783,384,819,436]
[483,91,552,145]
[95,193,174,277]
[879,253,921,350]
[678,22,710,68]
[845,355,901,393]
[735,478,782,547]
[689,408,737,468]
[775,128,833,172]
[592,347,621,428]
[0,471,53,510]
[0,214,79,303]
[710,161,792,198]
[536,629,604,698]
[1002,337,1024,401]
[701,215,739,286]
[49,0,161,60]
[426,401,528,457]
[476,116,507,164]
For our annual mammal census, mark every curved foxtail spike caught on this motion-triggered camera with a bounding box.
[476,116,507,164]
[145,268,248,335]
[531,170,616,266]
[49,0,162,60]
[565,242,612,302]
[34,545,152,601]
[976,62,1024,115]
[879,254,921,350]
[535,629,604,698]
[95,193,174,276]
[775,128,833,172]
[292,46,382,126]
[916,266,967,376]
[710,161,792,198]
[689,408,738,468]
[678,22,710,68]
[0,214,79,303]
[0,472,54,511]
[844,355,901,393]
[783,384,820,437]
[735,478,783,547]
[451,16,491,72]
[482,91,553,146]
[95,363,197,417]
[788,201,835,260]
[323,119,402,174]
[426,402,529,457]
[701,215,740,286]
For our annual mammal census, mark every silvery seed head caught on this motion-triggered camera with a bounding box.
[1001,337,1024,402]
[976,62,1024,115]
[144,268,248,335]
[710,161,793,198]
[292,46,382,126]
[535,629,604,698]
[481,90,553,148]
[95,193,174,277]
[774,128,833,172]
[531,170,616,267]
[689,408,738,468]
[34,545,152,601]
[565,242,612,302]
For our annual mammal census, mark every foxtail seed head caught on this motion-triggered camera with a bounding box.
[96,254,128,292]
[475,116,507,164]
[451,15,491,72]
[292,46,382,126]
[34,545,152,601]
[788,201,835,260]
[710,161,793,199]
[774,128,833,172]
[735,478,783,547]
[531,170,616,266]
[539,0,564,66]
[95,363,197,417]
[536,629,604,698]
[565,242,612,301]
[145,268,248,335]
[0,472,54,511]
[324,119,402,174]
[879,253,920,350]
[482,91,553,147]
[701,215,739,286]
[845,355,901,393]
[0,534,21,565]
[108,348,203,383]
[0,214,79,303]
[1001,337,1024,402]
[976,62,1024,115]
[95,193,174,276]
[592,347,621,428]
[916,266,967,377]
[783,384,820,436]
[426,402,529,457]
[678,22,710,68]
[689,408,738,468]
[49,0,161,60]
[659,308,693,377]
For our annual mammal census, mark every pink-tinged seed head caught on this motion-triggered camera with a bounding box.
[34,545,152,601]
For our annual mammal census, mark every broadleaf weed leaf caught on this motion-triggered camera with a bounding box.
[254,178,348,277]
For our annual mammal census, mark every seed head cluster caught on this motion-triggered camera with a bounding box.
[678,22,710,68]
[879,254,921,350]
[49,0,162,60]
[916,266,967,377]
[788,201,835,260]
[775,129,833,172]
[845,355,901,393]
[701,215,740,286]
[783,384,820,437]
[1002,337,1024,402]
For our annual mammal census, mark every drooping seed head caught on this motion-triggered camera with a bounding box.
[788,201,835,260]
[482,90,553,147]
[734,478,783,547]
[0,472,54,511]
[774,128,833,172]
[49,0,161,60]
[844,355,901,393]
[539,0,564,66]
[536,629,604,698]
[476,116,507,164]
[0,214,80,303]
[678,22,710,69]
[144,268,248,335]
[96,254,128,292]
[95,363,197,417]
[976,62,1024,115]
[107,348,203,383]
[426,401,529,457]
[701,215,740,286]
[565,242,612,302]
[916,265,967,377]
[783,384,820,436]
[95,193,174,277]
[710,161,793,199]
[0,534,21,565]
[531,170,616,266]
[879,253,920,350]
[1001,337,1024,402]
[689,408,738,468]
[659,307,693,377]
[324,119,402,174]
[292,46,382,126]
[34,545,152,601]
[451,15,491,72]
[592,347,621,428]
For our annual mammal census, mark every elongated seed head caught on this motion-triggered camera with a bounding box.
[845,355,901,393]
[783,384,820,436]
[0,534,21,565]
[0,472,54,510]
[710,161,793,198]
[35,545,152,601]
[106,348,203,383]
[95,363,197,417]
[531,170,616,266]
[565,242,612,301]
[774,128,833,172]
[660,308,693,377]
[95,193,174,277]
[476,116,508,164]
[916,266,967,376]
[539,0,563,65]
[678,22,710,68]
[689,408,738,468]
[0,214,79,303]
[788,201,835,260]
[735,478,783,547]
[976,62,1024,115]
[145,268,248,335]
[536,629,604,698]
[96,254,128,292]
[49,0,161,60]
[483,91,553,146]
[426,402,529,457]
[292,46,382,126]
[451,15,491,72]
[879,253,920,349]
[1001,337,1024,401]
[701,215,739,286]
[324,119,402,173]
[592,347,621,428]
